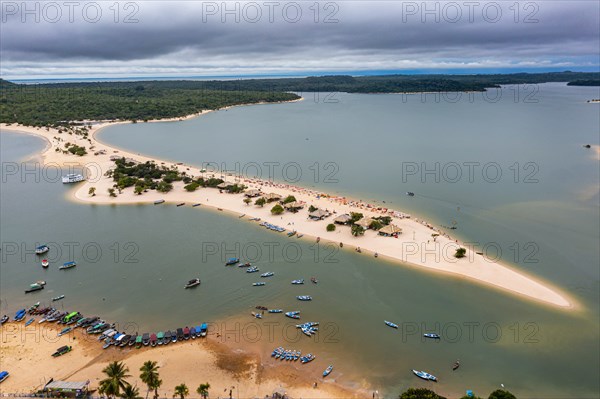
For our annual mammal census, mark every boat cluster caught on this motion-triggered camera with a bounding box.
[296,322,319,336]
[259,222,286,232]
[271,347,305,361]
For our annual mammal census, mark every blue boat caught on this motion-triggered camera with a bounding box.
[423,333,441,339]
[252,282,266,286]
[385,320,399,329]
[59,261,76,270]
[268,309,283,313]
[199,323,208,337]
[0,371,9,383]
[14,309,26,321]
[285,311,300,319]
[412,369,437,381]
[58,327,72,337]
[35,245,49,254]
[323,365,333,377]
[300,353,316,363]
[297,296,312,301]
[24,318,35,327]
[225,258,239,266]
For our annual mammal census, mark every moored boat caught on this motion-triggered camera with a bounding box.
[154,199,165,205]
[300,353,316,364]
[297,295,312,301]
[184,278,201,288]
[285,311,300,319]
[58,327,72,337]
[199,323,208,337]
[25,282,45,293]
[310,277,318,284]
[225,258,240,266]
[291,279,304,285]
[323,365,333,377]
[246,266,259,273]
[412,369,437,381]
[41,259,49,268]
[14,309,26,321]
[150,333,158,346]
[260,272,274,278]
[268,309,283,313]
[52,345,72,357]
[52,295,65,301]
[59,261,76,270]
[253,282,266,286]
[35,245,49,254]
[0,371,9,383]
[452,360,460,370]
[424,333,441,339]
[25,318,35,326]
[0,315,9,324]
[385,320,399,329]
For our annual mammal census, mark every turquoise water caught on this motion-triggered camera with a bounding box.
[1,83,599,397]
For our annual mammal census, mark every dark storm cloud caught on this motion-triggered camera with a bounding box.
[0,1,598,77]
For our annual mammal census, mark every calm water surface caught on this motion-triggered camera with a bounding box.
[1,83,599,397]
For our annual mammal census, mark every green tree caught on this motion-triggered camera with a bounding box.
[173,383,189,399]
[308,205,318,212]
[88,186,96,196]
[454,247,467,258]
[98,361,131,398]
[282,195,296,204]
[488,390,516,399]
[255,197,266,207]
[196,383,210,399]
[184,182,200,192]
[369,220,383,230]
[351,224,365,236]
[271,204,284,215]
[139,361,161,399]
[350,212,363,223]
[120,384,142,399]
[157,181,173,193]
[326,223,336,232]
[243,198,252,205]
[134,185,145,195]
[399,388,447,399]
[108,188,117,197]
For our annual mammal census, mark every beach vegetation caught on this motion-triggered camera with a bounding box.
[108,188,117,197]
[228,184,246,194]
[375,216,392,225]
[309,205,318,212]
[201,177,225,188]
[350,212,364,223]
[88,186,96,196]
[351,224,365,236]
[271,204,284,215]
[369,220,384,230]
[326,223,336,232]
[399,388,447,399]
[98,361,131,398]
[134,185,145,195]
[243,198,252,205]
[140,361,162,399]
[488,390,517,399]
[67,144,87,156]
[173,383,189,399]
[454,247,467,258]
[255,197,267,207]
[282,195,297,204]
[157,181,173,193]
[184,182,200,192]
[196,383,210,399]
[120,384,142,399]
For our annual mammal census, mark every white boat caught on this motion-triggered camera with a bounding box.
[412,369,437,381]
[62,173,85,184]
[35,245,49,254]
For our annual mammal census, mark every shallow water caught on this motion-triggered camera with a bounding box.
[1,83,599,397]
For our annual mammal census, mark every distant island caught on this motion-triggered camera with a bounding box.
[1,71,598,127]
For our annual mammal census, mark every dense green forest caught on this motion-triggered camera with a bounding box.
[1,71,598,127]
[567,79,600,86]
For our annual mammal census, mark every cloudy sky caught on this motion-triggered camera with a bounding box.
[1,1,598,79]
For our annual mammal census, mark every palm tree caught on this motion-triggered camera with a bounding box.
[139,361,161,399]
[120,384,142,399]
[196,383,210,399]
[99,361,131,398]
[173,383,189,399]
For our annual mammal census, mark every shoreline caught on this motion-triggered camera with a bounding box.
[0,101,576,310]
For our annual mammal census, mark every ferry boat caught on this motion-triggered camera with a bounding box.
[59,261,76,270]
[62,173,85,184]
[35,245,49,254]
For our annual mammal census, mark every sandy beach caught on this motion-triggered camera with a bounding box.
[0,321,358,397]
[0,112,574,309]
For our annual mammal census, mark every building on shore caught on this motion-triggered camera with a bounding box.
[244,189,262,198]
[309,209,331,220]
[265,193,282,202]
[333,214,352,225]
[44,380,89,398]
[378,224,403,237]
[355,217,376,229]
[284,201,304,212]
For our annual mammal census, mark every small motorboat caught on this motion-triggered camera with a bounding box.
[35,245,49,254]
[297,234,304,238]
[41,259,49,268]
[287,231,296,237]
[25,318,35,327]
[268,309,283,313]
[424,333,441,339]
[142,333,150,346]
[251,312,262,319]
[256,306,268,310]
[246,266,259,273]
[58,327,72,337]
[154,199,165,205]
[184,278,201,289]
[385,320,399,329]
[52,345,72,357]
[25,282,45,293]
[192,203,202,207]
[406,192,415,196]
[291,279,304,285]
[323,365,333,377]
[452,360,460,371]
[59,261,76,270]
[412,369,437,382]
[52,295,65,301]
[252,282,266,286]
[176,202,185,207]
[239,262,252,268]
[150,333,158,346]
[285,311,300,319]
[297,296,312,301]
[0,315,9,324]
[374,252,379,258]
[300,353,316,364]
[310,277,318,284]
[225,258,240,266]
[0,371,9,383]
[198,323,208,337]
[260,272,274,278]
